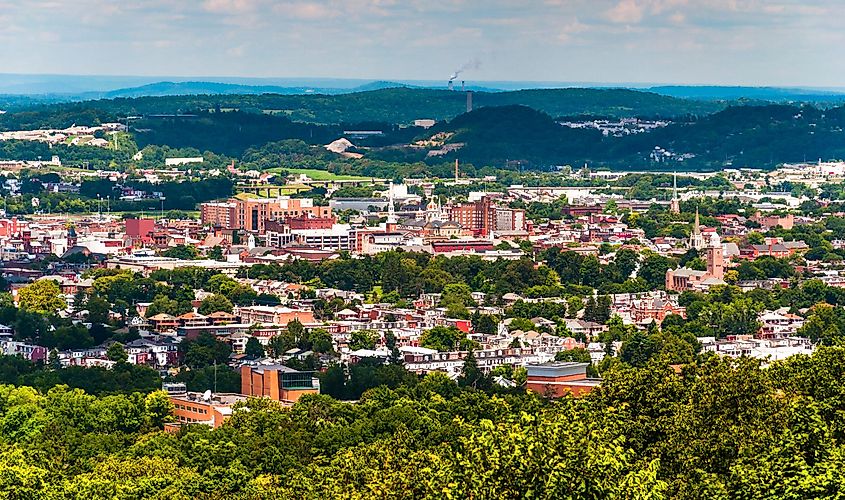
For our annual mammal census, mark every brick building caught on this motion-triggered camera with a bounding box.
[235,305,315,326]
[447,196,526,236]
[200,197,332,233]
[163,383,246,430]
[200,202,236,229]
[124,218,156,246]
[525,362,600,397]
[240,364,320,403]
[448,196,496,237]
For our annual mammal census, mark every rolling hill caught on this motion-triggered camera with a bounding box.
[0,87,725,132]
[416,103,845,170]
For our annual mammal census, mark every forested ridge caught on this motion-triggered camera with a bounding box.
[0,87,719,130]
[2,87,844,170]
[425,103,845,170]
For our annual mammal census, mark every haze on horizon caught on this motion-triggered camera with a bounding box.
[1,0,843,88]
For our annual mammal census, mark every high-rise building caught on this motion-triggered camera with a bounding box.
[199,202,236,229]
[200,197,332,233]
[448,196,496,237]
[495,207,527,232]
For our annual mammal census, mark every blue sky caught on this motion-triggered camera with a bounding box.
[1,0,843,86]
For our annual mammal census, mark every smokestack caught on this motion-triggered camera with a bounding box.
[466,91,473,113]
[448,80,454,91]
[461,80,465,91]
[455,159,459,182]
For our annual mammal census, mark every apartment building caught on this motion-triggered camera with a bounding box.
[200,197,332,233]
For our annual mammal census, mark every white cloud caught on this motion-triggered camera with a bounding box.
[273,2,339,20]
[202,0,261,13]
[605,0,645,23]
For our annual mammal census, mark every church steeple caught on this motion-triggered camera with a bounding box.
[386,187,397,225]
[689,207,704,250]
[670,172,680,214]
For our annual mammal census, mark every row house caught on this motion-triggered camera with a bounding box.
[235,305,316,327]
[758,310,805,339]
[123,338,180,367]
[148,311,240,333]
[402,346,553,376]
[701,336,814,360]
[0,340,48,362]
[178,323,285,342]
[61,347,107,366]
[562,318,608,341]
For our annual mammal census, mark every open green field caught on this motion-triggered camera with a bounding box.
[271,168,370,181]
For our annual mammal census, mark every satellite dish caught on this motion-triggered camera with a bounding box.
[202,389,212,401]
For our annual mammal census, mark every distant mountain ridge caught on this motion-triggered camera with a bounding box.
[101,81,311,98]
[647,85,845,103]
[3,72,845,104]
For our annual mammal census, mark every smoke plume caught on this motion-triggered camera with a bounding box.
[449,58,481,82]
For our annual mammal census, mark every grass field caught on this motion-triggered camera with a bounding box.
[271,168,370,181]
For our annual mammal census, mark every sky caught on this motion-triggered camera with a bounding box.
[1,0,844,87]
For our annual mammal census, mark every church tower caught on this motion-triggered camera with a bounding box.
[386,189,397,231]
[426,196,442,223]
[670,172,680,214]
[688,208,705,250]
[705,231,724,280]
[66,225,78,249]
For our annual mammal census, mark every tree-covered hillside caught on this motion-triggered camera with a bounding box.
[428,103,845,170]
[435,105,603,167]
[611,104,845,169]
[4,88,845,170]
[0,87,722,131]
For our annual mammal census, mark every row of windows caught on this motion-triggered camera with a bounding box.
[174,404,208,415]
[177,416,205,423]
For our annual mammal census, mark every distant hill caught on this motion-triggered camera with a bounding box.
[648,85,845,104]
[348,81,418,92]
[415,103,845,170]
[484,88,718,118]
[426,105,603,168]
[100,81,313,98]
[611,104,845,168]
[102,80,440,98]
[7,86,845,170]
[0,87,724,132]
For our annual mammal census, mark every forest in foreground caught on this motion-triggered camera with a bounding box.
[1,347,844,499]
